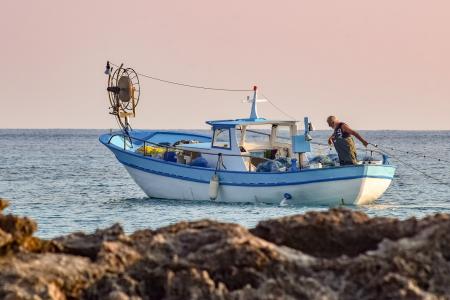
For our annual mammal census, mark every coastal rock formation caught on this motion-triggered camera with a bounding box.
[250,208,450,258]
[0,198,449,299]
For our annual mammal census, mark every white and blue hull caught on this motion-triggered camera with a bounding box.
[101,134,396,206]
[101,70,396,206]
[124,164,393,205]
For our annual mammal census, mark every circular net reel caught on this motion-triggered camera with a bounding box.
[106,63,141,132]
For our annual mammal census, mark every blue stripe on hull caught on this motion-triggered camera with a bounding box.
[119,160,393,187]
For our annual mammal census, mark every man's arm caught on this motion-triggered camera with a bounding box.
[341,124,368,147]
[328,135,334,146]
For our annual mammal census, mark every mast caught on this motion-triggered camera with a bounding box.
[249,85,258,119]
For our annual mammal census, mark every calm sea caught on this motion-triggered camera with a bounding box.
[0,129,449,238]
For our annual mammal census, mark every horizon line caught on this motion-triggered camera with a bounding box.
[0,128,449,132]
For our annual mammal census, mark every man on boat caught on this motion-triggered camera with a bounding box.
[327,116,369,165]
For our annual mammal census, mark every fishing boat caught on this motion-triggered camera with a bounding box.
[99,62,396,205]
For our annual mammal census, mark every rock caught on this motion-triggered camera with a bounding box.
[85,220,323,299]
[250,208,450,258]
[0,252,102,299]
[0,198,9,212]
[311,220,450,299]
[0,214,37,243]
[0,202,59,254]
[0,198,59,255]
[54,223,129,260]
[0,202,448,299]
[0,229,12,248]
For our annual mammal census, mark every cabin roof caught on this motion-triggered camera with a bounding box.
[206,118,297,128]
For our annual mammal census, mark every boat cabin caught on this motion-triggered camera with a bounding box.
[174,117,312,172]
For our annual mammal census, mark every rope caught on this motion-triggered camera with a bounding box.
[107,62,448,185]
[373,144,450,163]
[109,62,252,92]
[372,145,449,186]
[311,141,448,186]
[261,93,297,120]
[109,62,298,118]
[214,153,227,172]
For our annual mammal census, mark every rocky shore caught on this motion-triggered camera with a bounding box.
[0,198,449,300]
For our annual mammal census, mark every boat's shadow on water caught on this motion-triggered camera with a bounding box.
[104,197,450,211]
[106,196,355,210]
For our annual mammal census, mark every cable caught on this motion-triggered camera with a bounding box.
[109,62,252,92]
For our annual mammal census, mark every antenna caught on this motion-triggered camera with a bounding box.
[105,61,140,133]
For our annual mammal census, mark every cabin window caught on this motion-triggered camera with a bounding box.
[212,128,231,149]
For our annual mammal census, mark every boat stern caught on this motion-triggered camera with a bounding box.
[354,165,396,205]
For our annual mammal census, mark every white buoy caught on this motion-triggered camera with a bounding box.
[279,193,292,207]
[209,174,219,200]
[279,198,288,207]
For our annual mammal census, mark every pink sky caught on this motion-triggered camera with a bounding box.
[1,0,449,130]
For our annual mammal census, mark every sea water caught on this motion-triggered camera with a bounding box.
[0,129,449,238]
